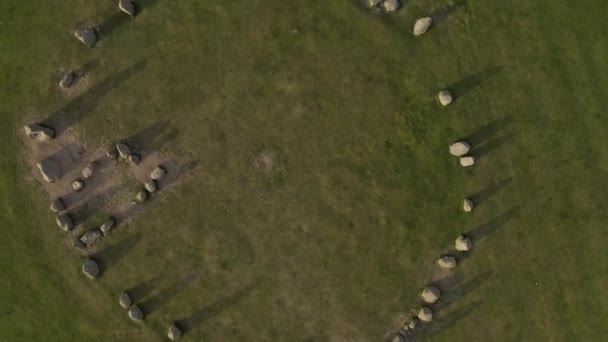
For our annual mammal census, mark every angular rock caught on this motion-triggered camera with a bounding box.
[455,235,473,251]
[128,305,144,321]
[116,142,132,159]
[50,198,66,213]
[72,238,86,250]
[437,256,457,269]
[420,286,441,304]
[72,179,85,192]
[150,166,166,181]
[80,229,102,246]
[460,156,475,167]
[82,258,100,279]
[119,0,136,16]
[463,198,474,212]
[74,27,97,47]
[100,218,116,234]
[128,154,141,165]
[135,190,148,203]
[168,323,182,340]
[382,0,400,12]
[37,159,61,183]
[438,90,453,106]
[82,162,97,179]
[106,146,119,159]
[119,292,132,309]
[59,72,76,88]
[414,17,433,36]
[24,124,55,142]
[417,306,433,323]
[449,141,470,156]
[144,180,157,193]
[56,214,74,232]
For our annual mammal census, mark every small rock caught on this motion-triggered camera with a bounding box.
[408,318,419,330]
[420,286,441,304]
[168,323,182,340]
[82,258,100,279]
[119,292,132,309]
[437,256,458,269]
[56,214,74,232]
[119,0,136,16]
[414,17,433,36]
[363,0,383,8]
[150,166,166,181]
[59,72,76,88]
[37,159,61,183]
[449,141,470,156]
[100,218,116,235]
[82,162,97,179]
[128,153,141,165]
[463,198,474,212]
[460,156,475,167]
[24,124,55,142]
[417,306,433,323]
[135,190,148,203]
[455,235,473,251]
[382,0,400,12]
[72,179,85,192]
[116,142,132,158]
[144,180,157,193]
[438,90,453,106]
[74,27,97,47]
[72,238,86,250]
[128,305,144,321]
[50,198,66,213]
[80,229,102,246]
[106,146,119,159]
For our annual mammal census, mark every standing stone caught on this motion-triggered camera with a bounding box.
[150,166,166,181]
[56,214,74,231]
[449,141,470,156]
[128,154,141,165]
[119,292,132,309]
[72,179,85,192]
[119,0,136,16]
[438,90,453,106]
[144,180,157,193]
[135,190,148,203]
[106,146,119,159]
[460,156,475,167]
[463,198,474,212]
[50,198,66,213]
[80,229,102,246]
[72,238,86,251]
[168,323,182,340]
[455,235,473,251]
[417,307,433,323]
[437,256,458,269]
[408,318,419,330]
[128,305,144,321]
[59,72,76,88]
[37,159,61,183]
[413,17,433,36]
[420,286,441,304]
[82,258,100,279]
[116,142,132,159]
[74,27,98,47]
[82,162,97,179]
[100,217,116,235]
[382,0,400,12]
[24,124,55,142]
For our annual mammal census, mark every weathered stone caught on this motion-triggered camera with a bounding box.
[391,335,404,342]
[437,256,457,269]
[37,159,61,183]
[56,214,74,232]
[50,198,66,213]
[82,258,100,279]
[128,154,141,165]
[72,179,85,192]
[72,238,86,250]
[82,162,97,179]
[106,146,119,159]
[438,90,453,106]
[80,229,102,246]
[460,156,475,167]
[135,190,148,203]
[59,72,76,88]
[382,0,400,12]
[417,306,433,323]
[144,180,157,193]
[463,198,474,212]
[363,0,383,8]
[414,17,433,36]
[421,286,441,304]
[449,141,470,156]
[455,235,473,251]
[408,318,419,330]
[119,292,132,309]
[100,218,116,234]
[119,0,136,16]
[116,142,132,158]
[168,323,182,340]
[150,166,166,181]
[74,27,97,47]
[24,124,55,142]
[128,305,144,321]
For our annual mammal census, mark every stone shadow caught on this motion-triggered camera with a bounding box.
[430,0,470,28]
[447,65,504,101]
[139,271,201,315]
[469,178,512,207]
[430,271,492,312]
[123,120,179,157]
[97,12,130,38]
[93,233,142,274]
[127,274,164,303]
[46,142,86,181]
[73,59,100,82]
[466,207,520,243]
[408,300,481,341]
[43,61,147,135]
[159,159,201,190]
[462,115,513,147]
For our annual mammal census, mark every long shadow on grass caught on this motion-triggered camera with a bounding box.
[468,178,513,207]
[44,61,147,136]
[94,233,142,274]
[123,120,179,156]
[462,115,513,147]
[447,65,504,102]
[175,283,258,334]
[466,206,520,243]
[127,274,164,303]
[408,300,481,341]
[139,271,201,315]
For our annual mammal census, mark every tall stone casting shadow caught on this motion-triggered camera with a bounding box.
[462,115,513,147]
[139,271,201,315]
[123,120,179,156]
[447,65,504,101]
[93,233,142,274]
[409,300,481,341]
[469,178,513,207]
[467,207,520,243]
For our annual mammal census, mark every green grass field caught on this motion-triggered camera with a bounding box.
[2,0,608,340]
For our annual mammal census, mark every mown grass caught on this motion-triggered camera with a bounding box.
[1,0,608,341]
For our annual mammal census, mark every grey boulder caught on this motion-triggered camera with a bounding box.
[135,190,148,203]
[150,166,166,181]
[106,146,119,159]
[82,258,100,279]
[414,17,433,36]
[24,124,55,142]
[50,198,66,212]
[72,179,85,192]
[80,229,102,246]
[74,27,97,47]
[119,0,136,16]
[128,154,141,165]
[144,180,157,193]
[382,0,400,12]
[116,142,132,158]
[56,214,74,232]
[128,305,144,321]
[37,159,61,183]
[100,218,116,234]
[59,72,76,88]
[168,323,182,340]
[119,291,132,309]
[72,238,86,250]
[82,162,97,179]
[437,256,458,269]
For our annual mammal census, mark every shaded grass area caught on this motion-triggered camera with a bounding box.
[1,0,608,341]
